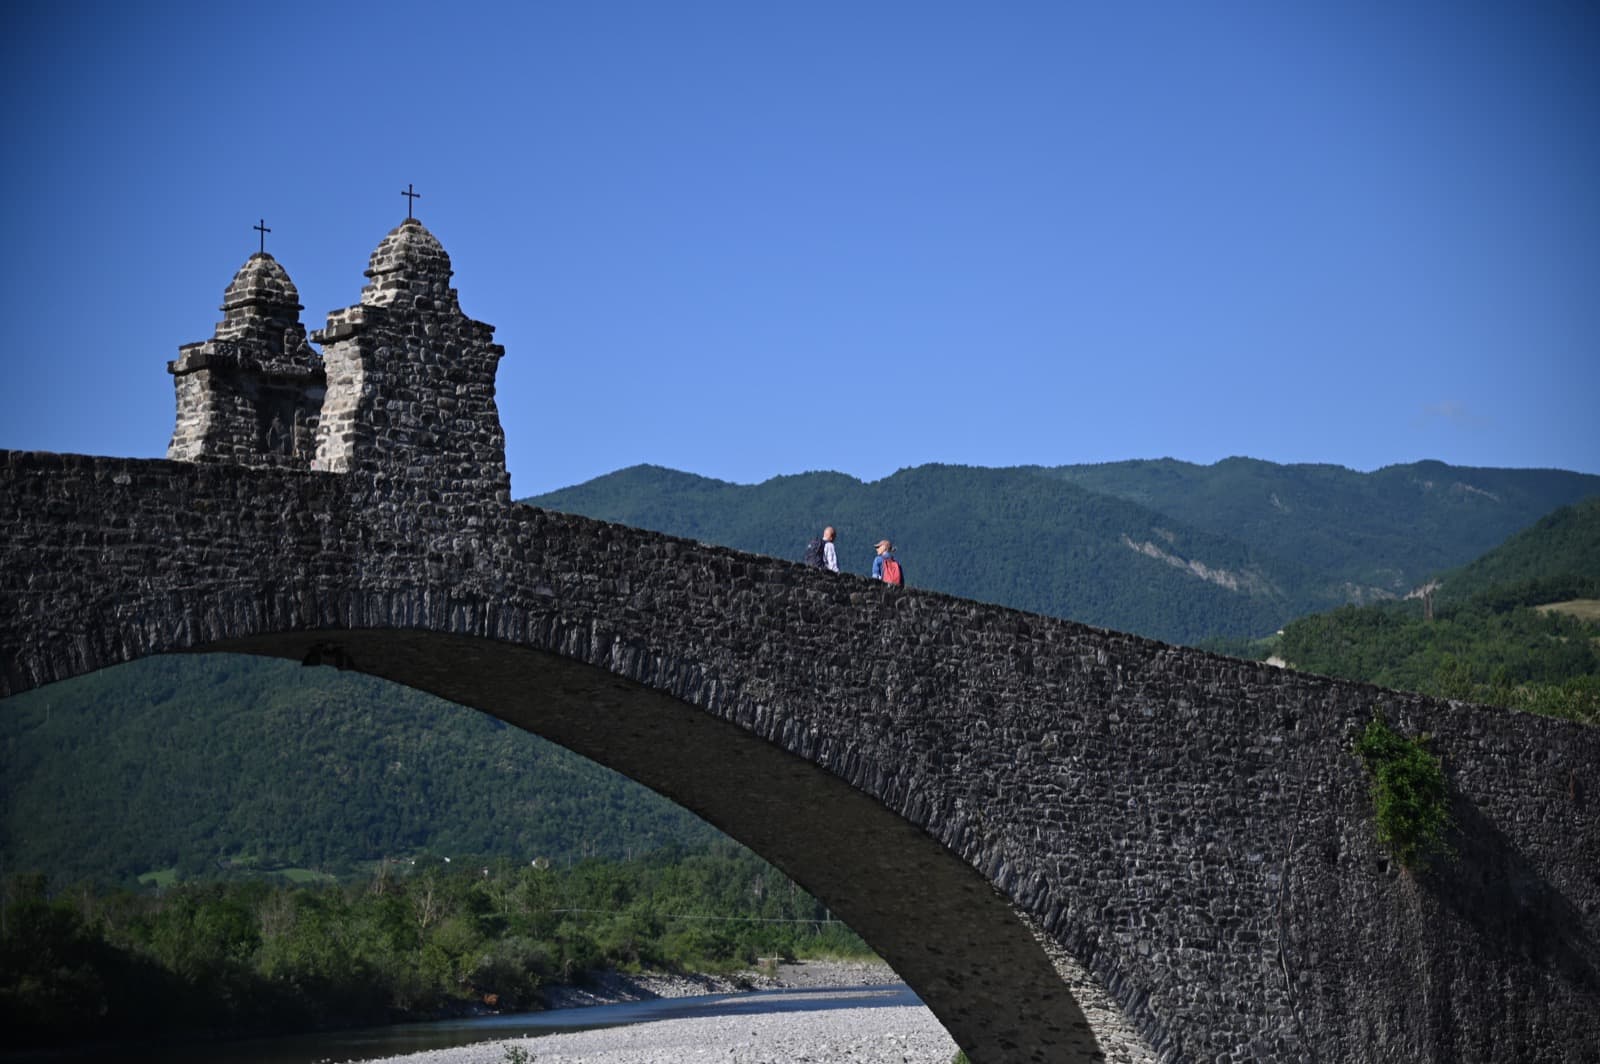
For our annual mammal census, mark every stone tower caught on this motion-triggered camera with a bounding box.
[167,253,325,465]
[311,218,510,503]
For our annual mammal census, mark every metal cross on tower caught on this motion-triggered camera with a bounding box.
[402,183,421,220]
[253,219,271,254]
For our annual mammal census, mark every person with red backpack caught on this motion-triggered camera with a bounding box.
[872,539,904,586]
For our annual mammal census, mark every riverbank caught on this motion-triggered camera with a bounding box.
[355,1005,957,1063]
[349,955,1163,1064]
[348,960,961,1064]
[537,957,900,1009]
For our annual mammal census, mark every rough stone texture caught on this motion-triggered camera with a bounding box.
[310,219,510,504]
[5,219,1597,1063]
[168,220,509,508]
[1,453,1596,1063]
[167,252,324,465]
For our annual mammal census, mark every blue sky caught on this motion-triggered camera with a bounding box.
[3,1,1596,497]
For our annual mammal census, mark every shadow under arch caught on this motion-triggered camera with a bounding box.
[201,626,1116,1064]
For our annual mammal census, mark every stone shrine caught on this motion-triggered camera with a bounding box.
[168,218,510,504]
[166,252,324,466]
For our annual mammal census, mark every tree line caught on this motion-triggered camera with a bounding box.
[0,843,869,1051]
[1211,495,1600,725]
[1270,583,1599,725]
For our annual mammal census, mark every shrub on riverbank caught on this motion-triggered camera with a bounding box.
[0,845,873,1050]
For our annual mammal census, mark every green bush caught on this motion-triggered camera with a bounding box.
[1353,714,1453,871]
[1,847,878,1047]
[469,937,548,1008]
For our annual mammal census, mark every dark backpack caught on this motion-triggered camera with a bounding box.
[803,537,826,568]
[881,556,903,586]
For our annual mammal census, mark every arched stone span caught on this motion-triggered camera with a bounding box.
[0,453,1123,1062]
[219,626,1118,1063]
[4,450,1598,1063]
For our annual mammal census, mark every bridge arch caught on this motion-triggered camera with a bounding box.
[217,625,1121,1063]
[2,458,1144,1062]
[5,451,1598,1064]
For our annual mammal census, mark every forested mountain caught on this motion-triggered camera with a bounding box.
[3,457,1596,887]
[1272,495,1600,723]
[536,462,1312,643]
[530,459,1600,643]
[0,656,721,886]
[1431,494,1600,607]
[1040,457,1597,599]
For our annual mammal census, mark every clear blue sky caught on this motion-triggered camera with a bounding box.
[3,1,1596,497]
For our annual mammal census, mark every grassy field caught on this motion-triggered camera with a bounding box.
[136,864,338,887]
[1537,599,1600,623]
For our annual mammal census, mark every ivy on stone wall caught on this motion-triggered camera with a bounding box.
[1354,713,1453,871]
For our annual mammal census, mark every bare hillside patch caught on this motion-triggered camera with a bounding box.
[1536,599,1600,623]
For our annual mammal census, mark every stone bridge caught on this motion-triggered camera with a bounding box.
[2,219,1596,1063]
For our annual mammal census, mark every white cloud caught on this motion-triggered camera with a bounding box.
[1417,400,1490,430]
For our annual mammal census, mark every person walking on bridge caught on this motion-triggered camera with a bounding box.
[872,539,904,585]
[804,526,840,572]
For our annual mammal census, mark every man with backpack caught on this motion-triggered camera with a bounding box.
[804,526,840,572]
[872,539,904,585]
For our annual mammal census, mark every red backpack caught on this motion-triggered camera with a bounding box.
[880,557,903,586]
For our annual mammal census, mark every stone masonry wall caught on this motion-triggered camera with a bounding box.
[311,219,510,505]
[167,252,324,465]
[2,450,1595,1064]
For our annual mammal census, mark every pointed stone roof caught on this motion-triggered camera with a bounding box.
[215,252,304,341]
[360,218,458,310]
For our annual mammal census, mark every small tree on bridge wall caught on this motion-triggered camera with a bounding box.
[1354,713,1454,871]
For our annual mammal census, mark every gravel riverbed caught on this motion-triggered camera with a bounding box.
[347,961,960,1064]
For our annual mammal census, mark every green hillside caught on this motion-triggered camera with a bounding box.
[1041,458,1599,600]
[0,655,721,887]
[1434,495,1600,607]
[1273,496,1600,723]
[531,460,1600,643]
[535,462,1311,643]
